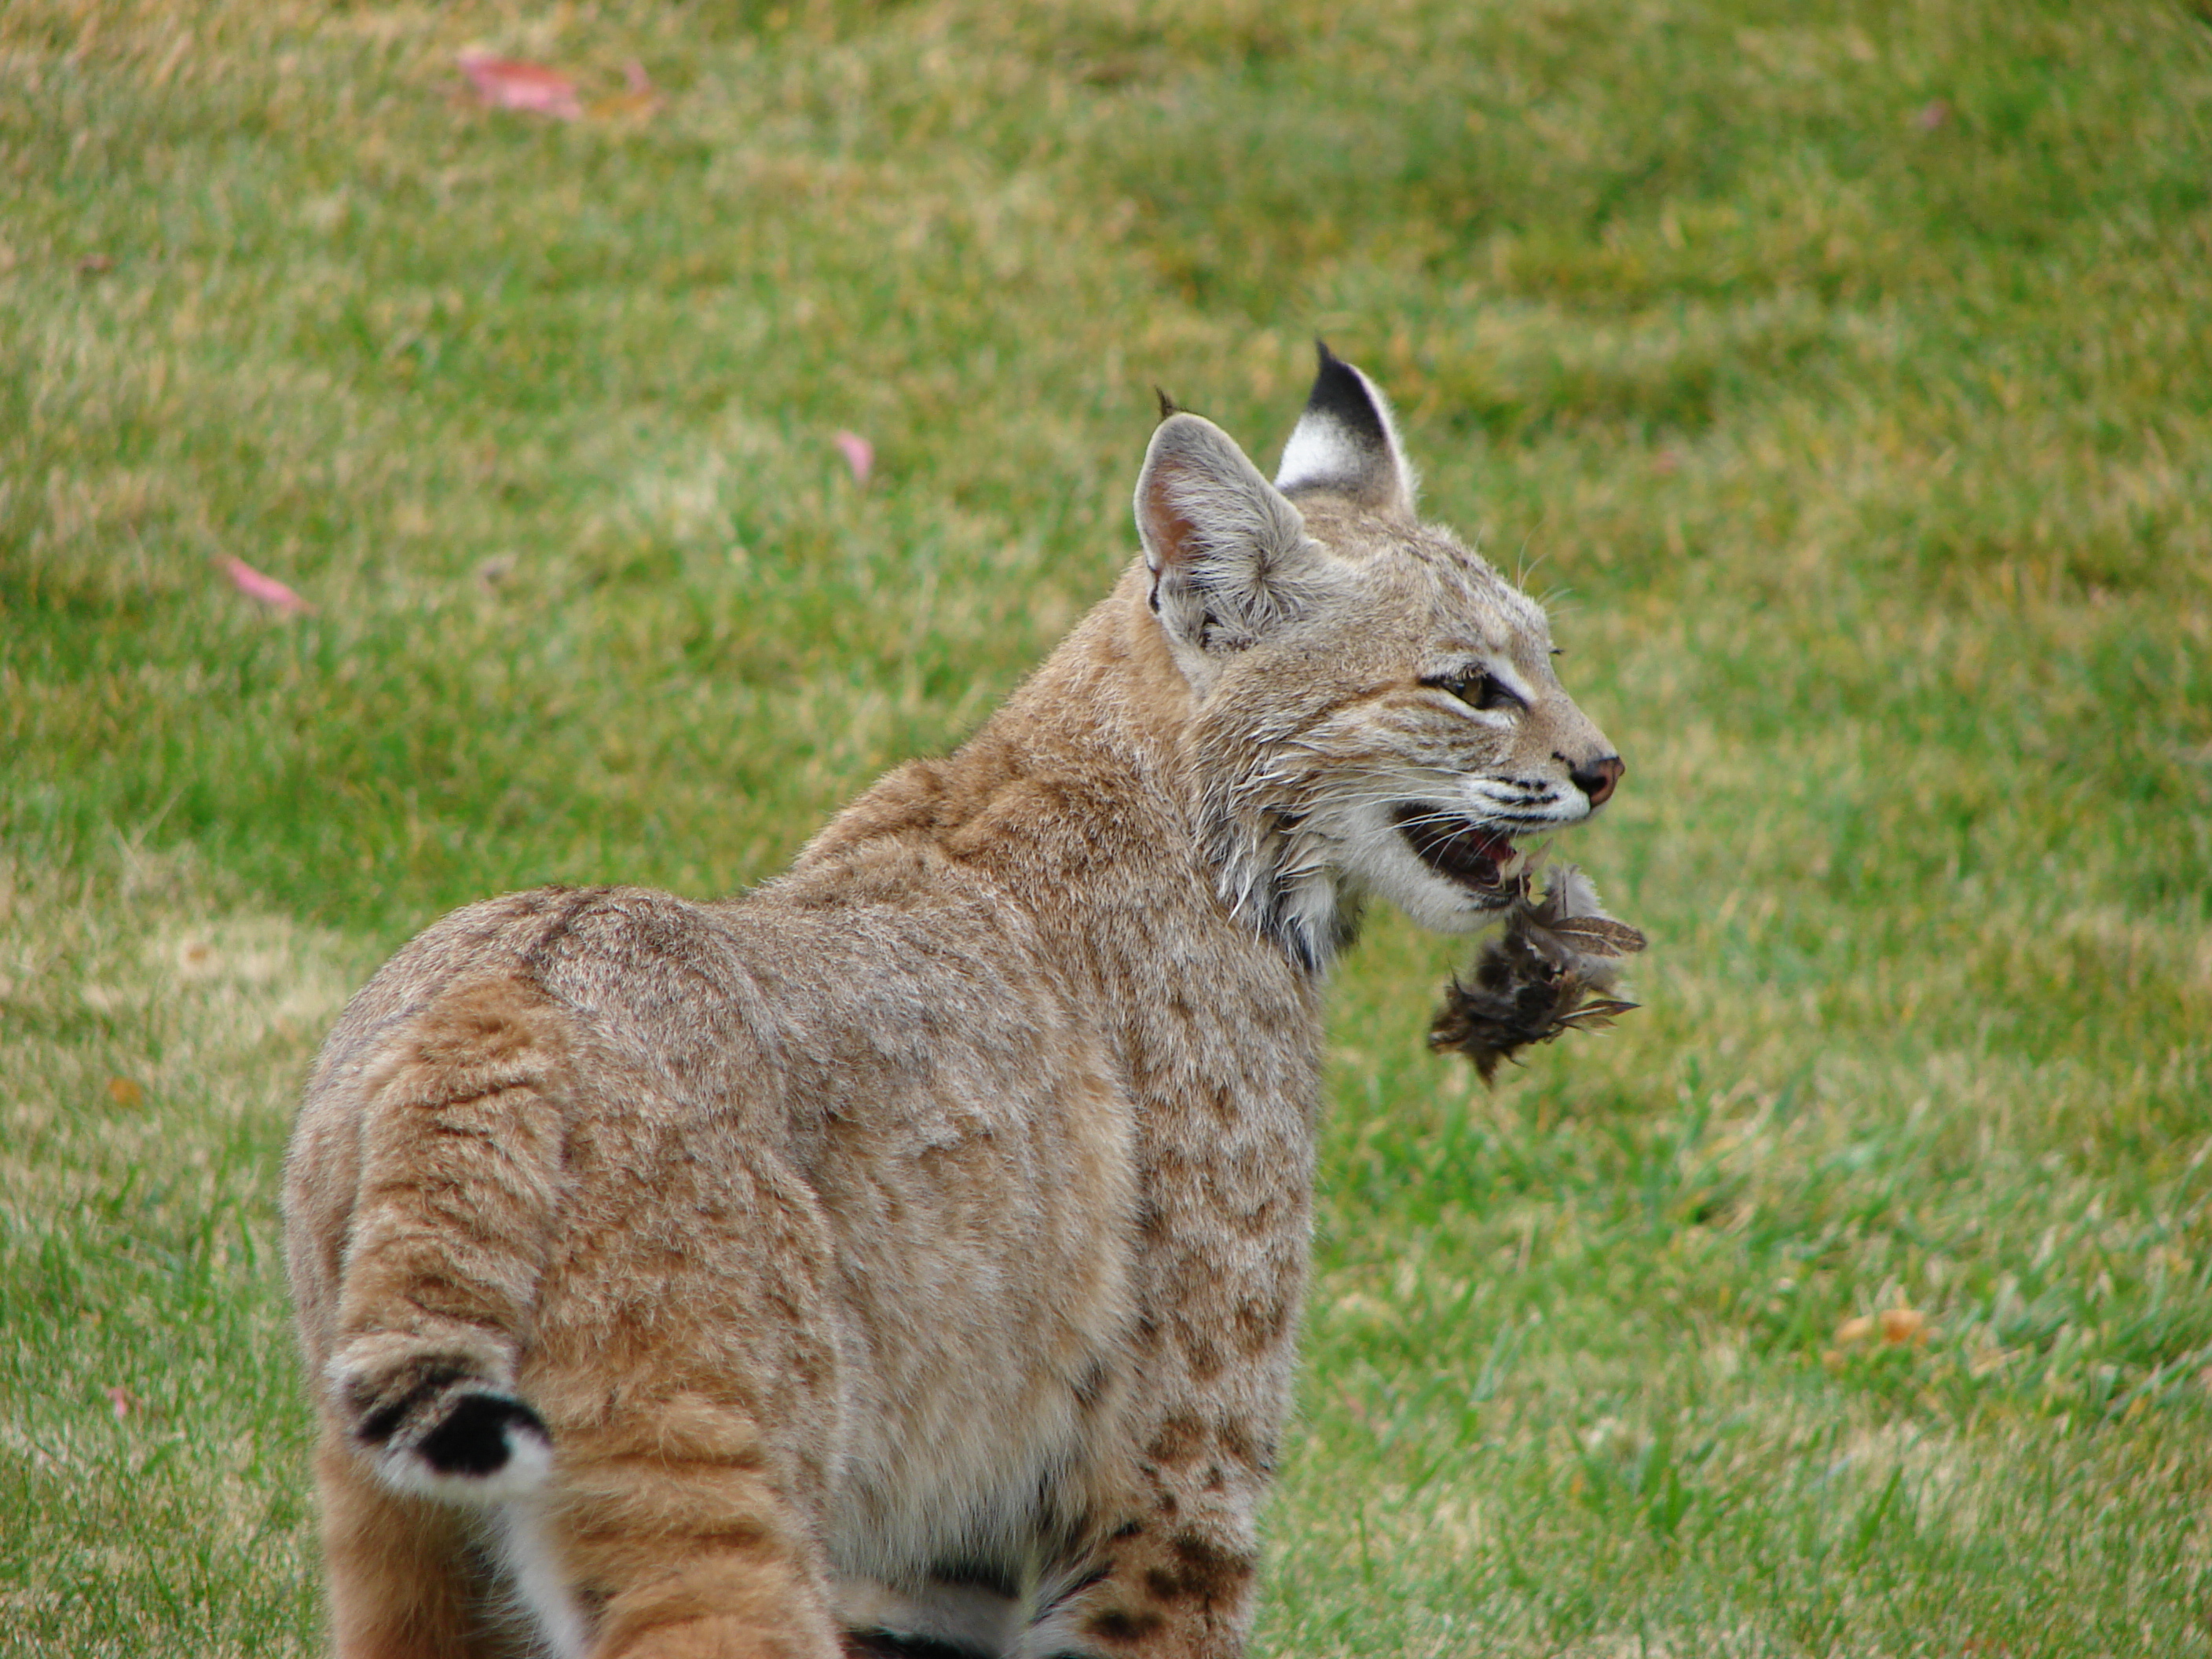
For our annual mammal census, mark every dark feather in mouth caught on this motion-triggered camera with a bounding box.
[1392,804,1517,893]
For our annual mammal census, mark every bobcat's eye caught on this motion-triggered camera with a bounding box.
[1424,670,1524,713]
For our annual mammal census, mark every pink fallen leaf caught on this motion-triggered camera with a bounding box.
[458,49,582,121]
[104,1385,141,1421]
[833,430,874,486]
[1914,99,1951,132]
[223,556,314,616]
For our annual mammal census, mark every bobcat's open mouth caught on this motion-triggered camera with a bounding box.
[1393,805,1524,899]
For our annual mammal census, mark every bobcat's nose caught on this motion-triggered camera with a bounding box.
[1566,754,1624,809]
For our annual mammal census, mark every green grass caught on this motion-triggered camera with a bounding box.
[5,0,2211,1652]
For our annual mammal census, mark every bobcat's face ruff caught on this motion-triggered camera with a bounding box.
[1137,344,1622,965]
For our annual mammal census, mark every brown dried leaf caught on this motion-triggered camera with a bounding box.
[1880,1307,1929,1346]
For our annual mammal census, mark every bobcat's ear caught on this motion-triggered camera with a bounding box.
[1274,341,1419,521]
[1136,412,1320,657]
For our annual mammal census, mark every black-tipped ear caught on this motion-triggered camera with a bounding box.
[1135,412,1320,657]
[1155,386,1181,422]
[1274,341,1419,519]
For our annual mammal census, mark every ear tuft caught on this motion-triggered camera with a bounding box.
[1155,386,1181,422]
[1274,341,1419,519]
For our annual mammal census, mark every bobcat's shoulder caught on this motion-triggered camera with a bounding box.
[284,346,1622,1659]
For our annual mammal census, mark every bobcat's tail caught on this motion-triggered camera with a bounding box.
[307,972,575,1507]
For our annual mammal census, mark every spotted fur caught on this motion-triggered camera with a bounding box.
[284,348,1622,1657]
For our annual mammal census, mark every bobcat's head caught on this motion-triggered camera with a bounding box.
[1136,346,1622,971]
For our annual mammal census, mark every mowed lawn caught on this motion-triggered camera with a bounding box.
[4,1,2210,1653]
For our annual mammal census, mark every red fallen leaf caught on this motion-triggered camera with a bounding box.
[458,49,582,121]
[223,555,314,615]
[105,1385,141,1420]
[833,430,874,485]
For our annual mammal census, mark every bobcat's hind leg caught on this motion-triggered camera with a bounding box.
[526,1132,854,1659]
[588,1545,842,1659]
[314,1430,487,1659]
[546,1402,845,1659]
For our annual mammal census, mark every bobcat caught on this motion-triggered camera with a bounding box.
[284,347,1624,1659]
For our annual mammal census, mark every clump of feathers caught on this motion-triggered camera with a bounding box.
[1429,863,1647,1082]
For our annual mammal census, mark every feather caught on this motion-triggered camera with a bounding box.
[1426,862,1647,1081]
